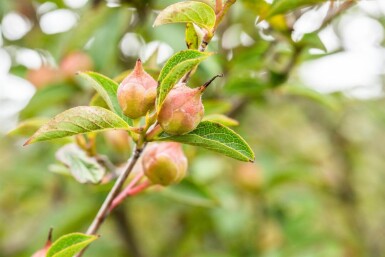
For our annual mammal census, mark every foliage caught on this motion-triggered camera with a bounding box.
[2,1,385,257]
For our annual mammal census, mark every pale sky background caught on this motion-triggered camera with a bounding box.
[1,0,385,132]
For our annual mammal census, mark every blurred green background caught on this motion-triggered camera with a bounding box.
[1,0,385,256]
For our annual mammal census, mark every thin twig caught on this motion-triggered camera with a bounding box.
[75,145,146,257]
[183,0,237,82]
[109,172,144,211]
[320,0,356,31]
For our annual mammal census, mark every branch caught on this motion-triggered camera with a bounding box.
[320,0,356,31]
[183,0,237,82]
[75,144,146,257]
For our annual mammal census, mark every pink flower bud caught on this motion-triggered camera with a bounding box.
[60,51,93,78]
[32,228,52,257]
[117,59,157,119]
[142,142,188,186]
[158,84,204,135]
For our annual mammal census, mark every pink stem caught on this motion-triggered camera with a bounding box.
[109,175,152,211]
[126,180,152,196]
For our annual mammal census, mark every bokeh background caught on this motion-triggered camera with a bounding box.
[1,0,385,256]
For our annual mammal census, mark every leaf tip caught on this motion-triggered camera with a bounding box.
[23,138,32,146]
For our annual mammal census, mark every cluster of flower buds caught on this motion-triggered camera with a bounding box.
[142,142,187,186]
[117,59,157,119]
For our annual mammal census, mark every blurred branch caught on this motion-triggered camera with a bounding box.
[320,0,356,30]
[75,145,146,257]
[298,103,369,257]
[112,206,143,257]
[228,45,301,118]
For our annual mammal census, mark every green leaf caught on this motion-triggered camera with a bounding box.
[25,106,131,145]
[203,114,239,127]
[267,0,327,17]
[89,93,109,109]
[56,144,105,184]
[158,121,255,162]
[78,71,132,125]
[46,233,98,257]
[157,50,211,110]
[8,118,49,137]
[153,1,216,30]
[161,179,218,207]
[297,32,326,51]
[185,23,200,50]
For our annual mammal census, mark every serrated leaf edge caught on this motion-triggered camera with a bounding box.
[159,121,255,162]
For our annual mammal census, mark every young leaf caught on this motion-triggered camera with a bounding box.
[89,93,109,109]
[203,114,239,127]
[77,71,132,125]
[185,23,200,50]
[8,118,49,137]
[158,121,255,162]
[297,32,326,52]
[56,144,105,184]
[157,50,211,110]
[24,106,131,145]
[46,233,98,257]
[153,1,216,31]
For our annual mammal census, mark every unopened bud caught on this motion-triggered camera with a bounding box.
[60,51,93,77]
[32,228,53,257]
[158,84,204,135]
[158,74,223,135]
[117,59,157,119]
[142,142,187,186]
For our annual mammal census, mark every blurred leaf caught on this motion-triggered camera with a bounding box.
[56,144,105,184]
[297,32,326,51]
[46,233,98,257]
[8,118,49,136]
[154,1,216,30]
[203,114,239,126]
[89,93,109,109]
[161,179,218,207]
[158,121,255,162]
[185,23,200,50]
[78,72,132,125]
[242,0,271,20]
[25,106,131,145]
[203,99,233,115]
[49,163,72,176]
[64,7,131,72]
[157,50,212,110]
[282,84,339,111]
[267,0,327,17]
[20,84,78,119]
[225,73,269,94]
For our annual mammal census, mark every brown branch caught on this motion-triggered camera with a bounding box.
[75,145,146,257]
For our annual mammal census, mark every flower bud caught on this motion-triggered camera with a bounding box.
[142,142,187,186]
[27,66,62,89]
[117,59,157,119]
[60,51,93,78]
[158,84,204,135]
[32,228,52,257]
